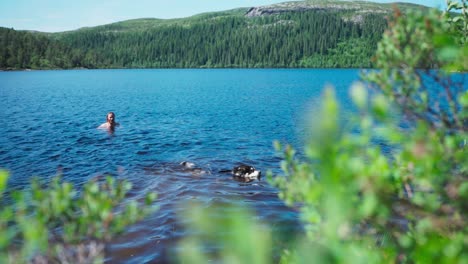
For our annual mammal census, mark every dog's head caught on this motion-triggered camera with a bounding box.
[180,161,195,169]
[232,165,261,178]
[180,161,208,176]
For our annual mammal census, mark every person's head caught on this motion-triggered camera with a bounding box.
[106,112,116,124]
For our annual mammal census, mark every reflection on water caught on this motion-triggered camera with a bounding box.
[5,69,461,263]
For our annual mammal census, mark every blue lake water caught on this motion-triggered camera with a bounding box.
[0,68,426,262]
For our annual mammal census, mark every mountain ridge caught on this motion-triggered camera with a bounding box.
[11,0,429,34]
[0,0,432,70]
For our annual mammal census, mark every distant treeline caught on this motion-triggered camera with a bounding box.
[0,10,387,69]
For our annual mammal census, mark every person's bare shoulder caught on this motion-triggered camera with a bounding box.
[98,123,109,129]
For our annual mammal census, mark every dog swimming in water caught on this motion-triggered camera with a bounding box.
[181,161,261,180]
[180,161,209,176]
[220,164,261,179]
[232,165,261,178]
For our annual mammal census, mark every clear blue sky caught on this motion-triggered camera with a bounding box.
[0,0,446,32]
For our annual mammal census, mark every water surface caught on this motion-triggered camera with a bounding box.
[0,69,368,263]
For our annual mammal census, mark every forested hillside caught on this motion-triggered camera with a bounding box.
[0,1,426,69]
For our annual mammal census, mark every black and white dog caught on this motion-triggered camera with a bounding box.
[181,162,261,180]
[232,164,261,179]
[220,164,261,179]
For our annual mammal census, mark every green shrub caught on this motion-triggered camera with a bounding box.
[0,172,157,263]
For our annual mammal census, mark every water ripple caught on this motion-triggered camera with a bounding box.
[0,69,393,263]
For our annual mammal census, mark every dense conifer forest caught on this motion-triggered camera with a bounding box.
[0,1,418,70]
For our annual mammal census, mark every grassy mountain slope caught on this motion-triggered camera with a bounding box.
[0,0,430,70]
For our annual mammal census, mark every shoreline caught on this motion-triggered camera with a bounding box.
[2,67,465,73]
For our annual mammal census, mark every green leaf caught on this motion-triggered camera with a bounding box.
[459,182,468,198]
[460,91,468,107]
[350,82,367,110]
[438,46,460,61]
[0,170,8,196]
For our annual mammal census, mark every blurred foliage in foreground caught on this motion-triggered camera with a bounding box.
[0,1,466,264]
[179,1,467,263]
[0,172,156,263]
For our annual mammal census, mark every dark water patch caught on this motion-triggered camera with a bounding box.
[136,150,149,155]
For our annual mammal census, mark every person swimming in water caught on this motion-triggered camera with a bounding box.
[98,112,120,130]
